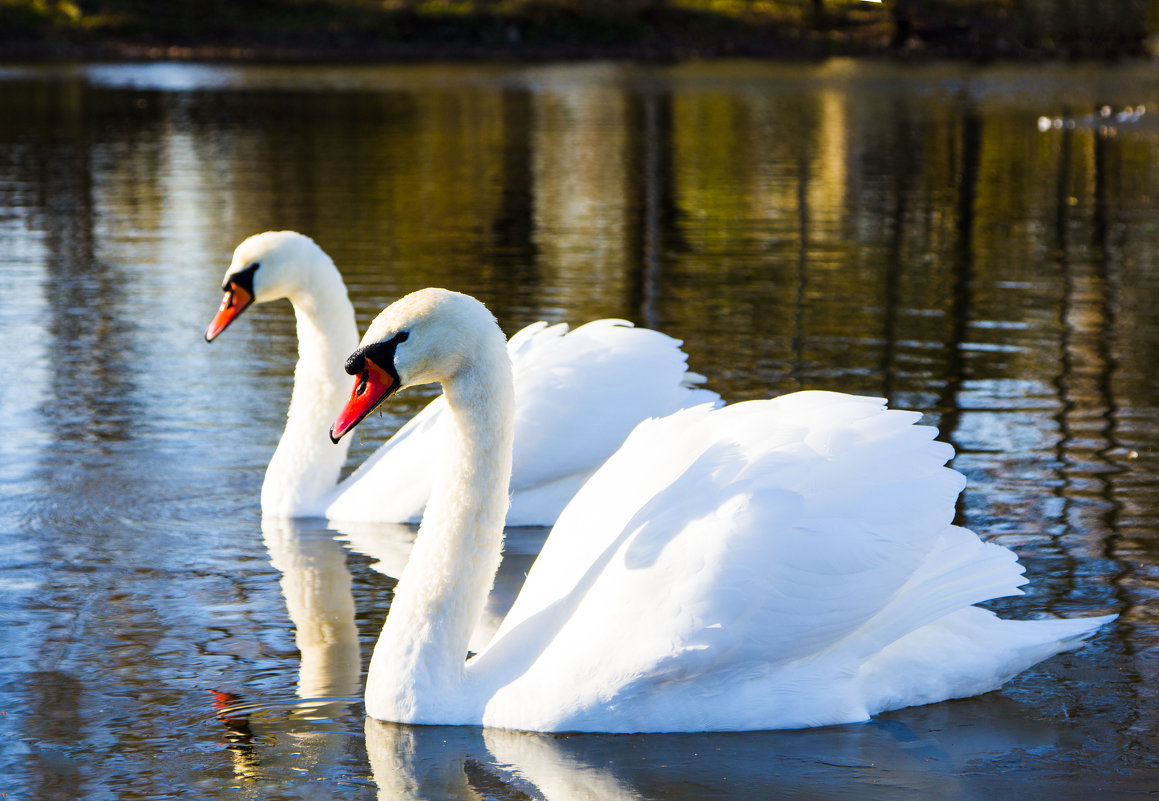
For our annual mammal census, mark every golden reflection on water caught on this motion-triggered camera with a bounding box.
[1,60,1157,797]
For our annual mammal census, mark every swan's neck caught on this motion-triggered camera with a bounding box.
[366,351,515,723]
[262,276,359,516]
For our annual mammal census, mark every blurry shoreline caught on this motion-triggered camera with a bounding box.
[2,1,1152,64]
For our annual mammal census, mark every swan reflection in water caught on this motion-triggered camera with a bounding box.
[262,516,361,710]
[261,515,546,705]
[215,516,1095,798]
[209,516,363,781]
[212,515,545,781]
[364,698,1091,801]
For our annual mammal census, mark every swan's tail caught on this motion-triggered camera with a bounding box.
[856,606,1116,716]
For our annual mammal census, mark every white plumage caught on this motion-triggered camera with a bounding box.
[334,289,1114,733]
[207,231,717,524]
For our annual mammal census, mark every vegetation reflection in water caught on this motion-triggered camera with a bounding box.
[0,60,1156,798]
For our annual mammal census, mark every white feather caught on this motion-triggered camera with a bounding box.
[346,291,1113,733]
[211,231,717,525]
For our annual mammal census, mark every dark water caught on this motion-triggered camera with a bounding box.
[1,59,1157,799]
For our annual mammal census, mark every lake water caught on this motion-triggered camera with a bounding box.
[1,59,1157,799]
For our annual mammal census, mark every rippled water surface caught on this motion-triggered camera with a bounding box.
[1,59,1158,799]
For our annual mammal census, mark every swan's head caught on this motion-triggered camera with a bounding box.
[205,231,335,341]
[330,288,503,443]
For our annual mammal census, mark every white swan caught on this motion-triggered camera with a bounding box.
[337,519,546,655]
[330,288,1115,734]
[205,231,717,523]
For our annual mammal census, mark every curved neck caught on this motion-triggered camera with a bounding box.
[366,348,515,723]
[261,276,359,516]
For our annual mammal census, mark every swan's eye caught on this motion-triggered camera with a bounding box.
[223,262,260,293]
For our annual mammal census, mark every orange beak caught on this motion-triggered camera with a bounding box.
[204,282,255,342]
[330,358,396,443]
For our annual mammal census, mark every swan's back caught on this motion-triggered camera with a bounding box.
[505,319,717,502]
[325,318,719,524]
[469,392,1112,732]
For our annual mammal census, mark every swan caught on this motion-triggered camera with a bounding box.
[337,519,546,655]
[205,231,717,523]
[329,288,1115,733]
